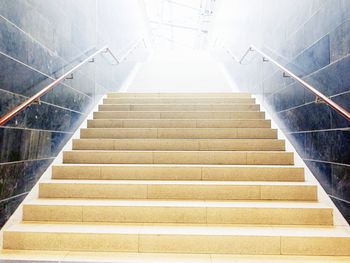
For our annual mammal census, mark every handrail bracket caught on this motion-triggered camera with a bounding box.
[282,72,290,78]
[32,98,41,105]
[315,96,326,104]
[65,73,74,80]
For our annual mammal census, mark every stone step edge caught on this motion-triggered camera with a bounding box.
[5,223,350,237]
[24,199,330,209]
[39,180,315,186]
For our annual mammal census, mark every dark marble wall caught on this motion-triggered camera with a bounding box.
[216,0,350,221]
[0,0,147,227]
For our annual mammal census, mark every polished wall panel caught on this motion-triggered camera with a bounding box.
[0,0,147,228]
[214,0,350,222]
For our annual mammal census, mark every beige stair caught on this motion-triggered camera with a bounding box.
[72,138,285,151]
[99,104,260,111]
[103,97,256,104]
[38,180,317,201]
[93,111,265,119]
[80,128,277,139]
[4,224,350,255]
[3,92,350,258]
[88,119,272,128]
[52,164,305,181]
[63,150,294,165]
[23,199,332,225]
[106,92,253,98]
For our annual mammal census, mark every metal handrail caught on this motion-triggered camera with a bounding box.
[226,45,350,121]
[0,38,144,126]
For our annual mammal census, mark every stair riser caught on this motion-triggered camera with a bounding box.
[39,183,316,201]
[23,205,332,225]
[103,98,256,104]
[63,151,293,165]
[99,104,260,111]
[72,139,285,151]
[106,93,252,98]
[5,232,349,255]
[80,128,277,139]
[93,111,265,120]
[52,165,305,181]
[87,119,272,128]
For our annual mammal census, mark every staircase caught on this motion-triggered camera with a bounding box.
[2,92,350,259]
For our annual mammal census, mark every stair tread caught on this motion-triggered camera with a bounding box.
[26,199,330,209]
[93,111,265,119]
[89,118,268,120]
[82,127,275,130]
[107,92,251,95]
[41,180,314,186]
[95,111,262,113]
[74,138,283,141]
[87,119,272,128]
[53,163,302,168]
[100,103,257,105]
[104,97,253,99]
[7,223,350,237]
[105,95,252,97]
[64,150,290,155]
[103,99,257,105]
[1,250,350,262]
[73,138,285,151]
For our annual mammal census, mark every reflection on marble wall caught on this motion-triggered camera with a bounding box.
[0,0,147,227]
[215,0,350,222]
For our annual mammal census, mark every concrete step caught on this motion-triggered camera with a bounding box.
[106,92,252,98]
[23,199,333,225]
[72,139,285,151]
[52,164,305,181]
[4,223,350,255]
[103,97,256,104]
[99,104,260,112]
[38,180,315,201]
[80,128,277,139]
[63,150,294,165]
[93,111,265,120]
[87,119,271,128]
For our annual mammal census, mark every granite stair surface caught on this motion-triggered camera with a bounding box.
[1,92,350,262]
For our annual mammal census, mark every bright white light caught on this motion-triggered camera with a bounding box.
[129,49,234,92]
[143,0,216,50]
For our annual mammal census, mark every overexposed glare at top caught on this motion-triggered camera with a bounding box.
[143,0,216,50]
